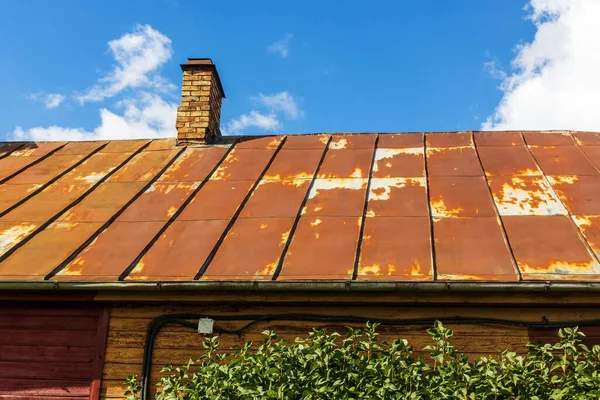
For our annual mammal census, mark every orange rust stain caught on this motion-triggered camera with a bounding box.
[430,197,464,217]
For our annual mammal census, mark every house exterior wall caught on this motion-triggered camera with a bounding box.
[98,290,600,399]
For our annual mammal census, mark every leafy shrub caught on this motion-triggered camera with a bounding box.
[125,321,600,399]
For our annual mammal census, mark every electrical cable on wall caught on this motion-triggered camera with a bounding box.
[139,313,600,400]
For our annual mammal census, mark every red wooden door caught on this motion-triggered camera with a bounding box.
[0,303,109,400]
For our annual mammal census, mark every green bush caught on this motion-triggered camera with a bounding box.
[125,321,600,399]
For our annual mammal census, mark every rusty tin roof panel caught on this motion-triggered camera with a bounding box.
[367,178,428,217]
[201,217,295,280]
[573,132,600,146]
[6,154,86,185]
[279,216,361,280]
[429,176,497,218]
[329,134,377,149]
[211,148,276,181]
[55,221,165,281]
[157,147,228,182]
[145,138,177,151]
[372,148,425,178]
[378,133,423,148]
[578,146,600,170]
[477,146,542,177]
[474,131,525,146]
[357,216,433,280]
[523,131,575,146]
[426,147,484,177]
[55,141,107,155]
[426,132,473,147]
[547,176,600,215]
[10,142,66,157]
[0,184,41,214]
[109,149,180,182]
[488,176,567,216]
[303,178,368,217]
[118,182,197,222]
[279,134,330,150]
[503,215,600,280]
[0,156,43,182]
[235,135,285,149]
[240,180,311,218]
[0,221,102,280]
[1,183,93,223]
[56,182,146,223]
[178,180,254,220]
[125,219,230,280]
[58,152,133,184]
[262,149,325,181]
[101,139,150,153]
[434,217,518,281]
[318,149,374,179]
[529,145,599,176]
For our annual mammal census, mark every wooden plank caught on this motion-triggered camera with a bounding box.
[0,378,90,396]
[0,329,96,347]
[90,307,110,400]
[0,316,99,331]
[0,305,101,318]
[0,361,93,380]
[0,396,88,400]
[0,291,96,302]
[0,345,94,363]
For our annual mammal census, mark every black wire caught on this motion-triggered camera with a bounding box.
[139,313,600,400]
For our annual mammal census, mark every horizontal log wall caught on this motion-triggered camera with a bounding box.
[100,295,600,399]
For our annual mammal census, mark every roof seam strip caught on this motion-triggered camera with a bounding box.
[0,141,151,265]
[194,136,288,280]
[118,139,241,281]
[272,136,333,281]
[0,142,69,185]
[423,132,437,280]
[46,145,187,280]
[0,142,108,219]
[352,134,379,280]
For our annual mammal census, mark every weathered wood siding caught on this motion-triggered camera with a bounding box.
[99,292,600,399]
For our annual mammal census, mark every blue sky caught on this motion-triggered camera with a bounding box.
[1,0,598,141]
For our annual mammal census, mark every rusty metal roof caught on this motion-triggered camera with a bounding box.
[2,131,600,287]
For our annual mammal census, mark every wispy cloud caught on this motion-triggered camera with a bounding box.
[76,24,174,104]
[267,34,293,58]
[223,111,282,136]
[483,0,600,131]
[252,92,302,119]
[223,91,302,135]
[27,93,66,109]
[12,24,177,141]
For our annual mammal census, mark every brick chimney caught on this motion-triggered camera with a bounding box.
[176,58,226,145]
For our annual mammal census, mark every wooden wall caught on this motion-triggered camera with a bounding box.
[98,291,600,399]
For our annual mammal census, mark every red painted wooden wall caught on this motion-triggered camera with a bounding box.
[0,302,109,400]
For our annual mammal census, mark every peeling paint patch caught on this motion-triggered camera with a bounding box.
[547,176,579,185]
[490,176,567,216]
[74,170,112,184]
[573,215,593,231]
[368,178,425,201]
[308,178,368,199]
[0,223,38,255]
[329,138,347,149]
[310,218,322,227]
[430,197,464,217]
[130,259,146,276]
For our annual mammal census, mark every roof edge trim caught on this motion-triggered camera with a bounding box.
[1,281,600,292]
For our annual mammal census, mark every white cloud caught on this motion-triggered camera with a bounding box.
[76,24,174,104]
[267,34,293,58]
[13,93,177,141]
[223,111,281,136]
[27,93,66,109]
[223,91,303,135]
[483,0,600,131]
[252,91,302,119]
